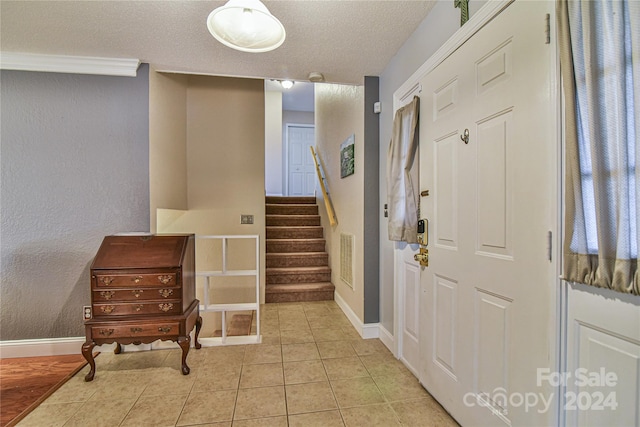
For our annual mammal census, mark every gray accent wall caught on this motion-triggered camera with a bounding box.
[364,76,380,323]
[1,65,150,340]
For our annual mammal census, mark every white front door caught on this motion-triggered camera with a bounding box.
[418,2,557,426]
[287,125,316,196]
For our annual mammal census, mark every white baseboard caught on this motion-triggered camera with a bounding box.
[2,296,392,357]
[1,329,215,358]
[0,337,85,358]
[378,324,396,355]
[334,291,380,340]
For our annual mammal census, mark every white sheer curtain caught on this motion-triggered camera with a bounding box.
[558,0,640,295]
[387,96,420,244]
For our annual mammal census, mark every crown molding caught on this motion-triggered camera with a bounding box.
[0,52,140,77]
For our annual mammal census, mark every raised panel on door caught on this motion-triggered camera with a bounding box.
[401,261,421,375]
[566,283,640,427]
[475,110,513,259]
[476,39,513,96]
[305,171,316,196]
[574,326,640,427]
[434,77,459,121]
[433,274,458,379]
[289,172,304,195]
[474,289,512,420]
[434,132,459,250]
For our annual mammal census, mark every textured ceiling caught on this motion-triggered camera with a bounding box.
[0,1,435,85]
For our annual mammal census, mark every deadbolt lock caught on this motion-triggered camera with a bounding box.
[414,247,429,267]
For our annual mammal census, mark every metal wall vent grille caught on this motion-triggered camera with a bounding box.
[340,233,354,288]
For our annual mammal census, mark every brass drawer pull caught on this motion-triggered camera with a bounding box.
[132,276,143,284]
[158,275,173,285]
[100,276,114,286]
[100,290,116,300]
[158,289,173,298]
[100,305,116,314]
[158,326,172,334]
[158,303,174,312]
[130,327,143,333]
[135,304,143,312]
[131,289,144,298]
[98,328,114,336]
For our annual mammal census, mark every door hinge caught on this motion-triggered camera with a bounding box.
[547,230,553,262]
[545,13,551,44]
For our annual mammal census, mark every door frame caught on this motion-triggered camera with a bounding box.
[391,0,563,423]
[284,123,315,196]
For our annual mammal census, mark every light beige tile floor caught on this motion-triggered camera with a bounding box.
[17,301,459,427]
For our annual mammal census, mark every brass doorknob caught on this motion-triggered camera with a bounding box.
[414,248,429,267]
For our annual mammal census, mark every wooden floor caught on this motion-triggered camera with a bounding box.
[213,313,254,337]
[0,354,87,427]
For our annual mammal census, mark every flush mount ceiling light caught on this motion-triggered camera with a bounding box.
[280,80,294,89]
[207,0,286,53]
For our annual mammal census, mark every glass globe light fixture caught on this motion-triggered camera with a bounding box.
[207,0,286,53]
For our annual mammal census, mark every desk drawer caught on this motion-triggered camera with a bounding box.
[93,287,179,302]
[92,322,181,339]
[93,301,181,317]
[94,273,177,288]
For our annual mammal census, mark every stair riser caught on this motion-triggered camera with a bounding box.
[266,215,321,226]
[267,227,323,239]
[266,196,316,205]
[266,254,329,268]
[267,240,325,253]
[266,272,332,284]
[265,290,334,303]
[266,205,319,215]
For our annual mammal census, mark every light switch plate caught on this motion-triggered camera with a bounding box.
[241,214,254,224]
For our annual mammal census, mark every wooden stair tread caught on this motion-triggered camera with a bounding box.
[265,214,320,219]
[266,238,325,242]
[267,252,327,257]
[267,226,322,229]
[267,266,331,272]
[265,196,316,204]
[266,282,335,292]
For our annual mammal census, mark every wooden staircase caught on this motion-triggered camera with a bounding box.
[265,196,335,302]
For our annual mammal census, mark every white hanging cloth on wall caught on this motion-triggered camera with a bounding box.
[387,96,420,244]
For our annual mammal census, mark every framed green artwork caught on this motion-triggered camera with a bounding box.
[340,134,355,178]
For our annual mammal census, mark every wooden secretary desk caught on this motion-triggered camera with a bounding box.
[82,234,202,381]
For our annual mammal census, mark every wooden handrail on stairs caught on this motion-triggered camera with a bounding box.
[310,146,338,226]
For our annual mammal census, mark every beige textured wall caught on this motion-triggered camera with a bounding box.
[149,69,188,233]
[186,76,265,210]
[315,83,365,321]
[156,75,266,303]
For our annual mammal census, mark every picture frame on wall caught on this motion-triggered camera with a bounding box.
[340,134,355,178]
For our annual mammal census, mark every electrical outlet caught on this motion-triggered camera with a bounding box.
[83,306,92,320]
[241,214,254,224]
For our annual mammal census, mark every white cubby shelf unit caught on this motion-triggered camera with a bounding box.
[196,235,261,346]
